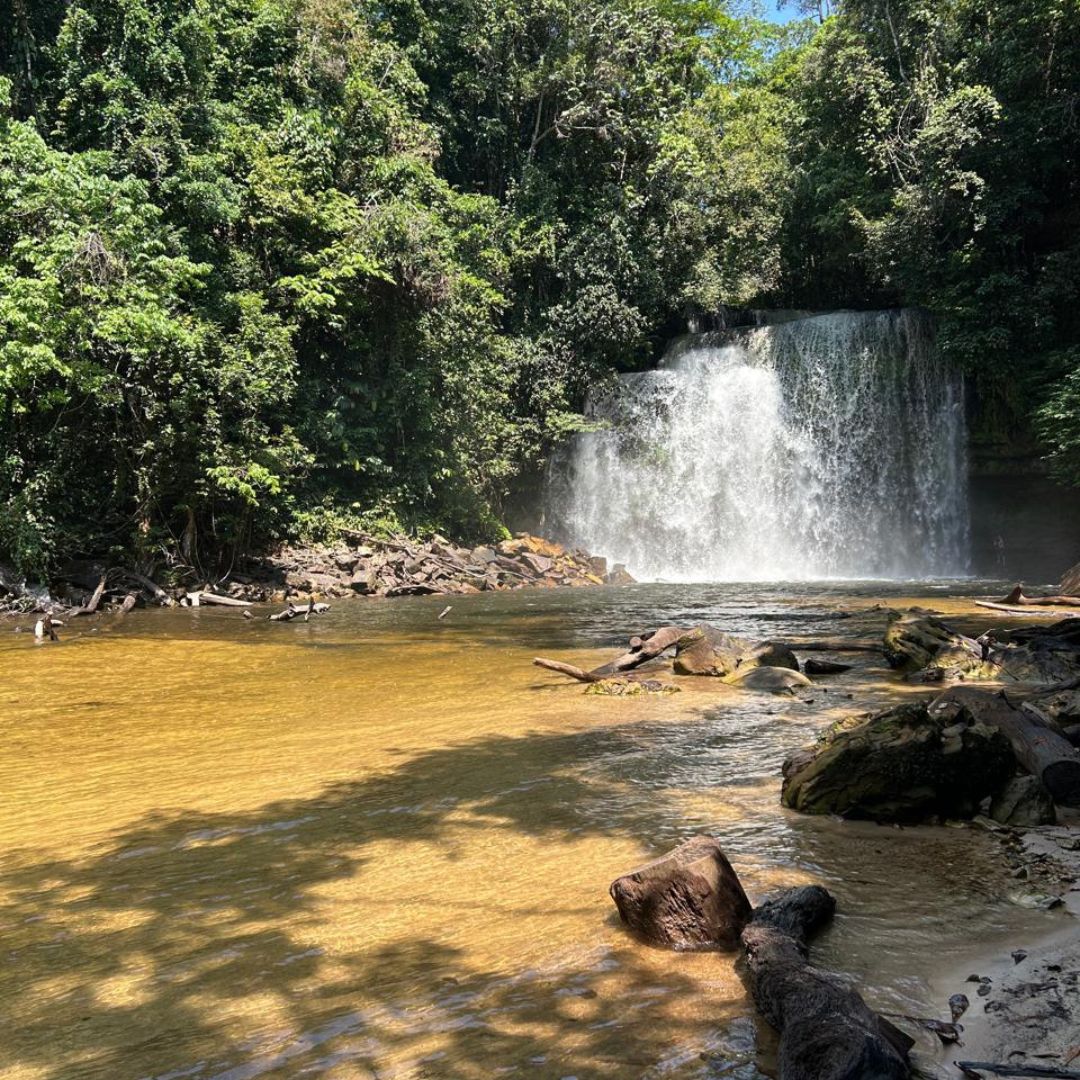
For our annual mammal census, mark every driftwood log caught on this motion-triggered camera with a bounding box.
[268,600,330,622]
[124,570,175,607]
[71,572,108,616]
[931,687,1080,807]
[610,840,912,1079]
[187,591,252,607]
[996,585,1080,609]
[536,625,882,686]
[591,626,689,677]
[742,886,912,1080]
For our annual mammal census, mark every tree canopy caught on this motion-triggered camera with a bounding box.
[0,0,1077,575]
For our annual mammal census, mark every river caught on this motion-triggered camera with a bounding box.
[0,583,1064,1079]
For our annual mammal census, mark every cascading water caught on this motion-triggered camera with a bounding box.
[546,310,970,581]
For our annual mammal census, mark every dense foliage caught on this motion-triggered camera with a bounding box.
[0,0,1077,575]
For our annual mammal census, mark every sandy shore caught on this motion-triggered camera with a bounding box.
[920,819,1080,1078]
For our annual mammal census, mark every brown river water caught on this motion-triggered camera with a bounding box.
[0,582,1068,1080]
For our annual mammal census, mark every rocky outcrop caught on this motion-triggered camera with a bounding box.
[781,702,1015,822]
[884,610,1080,685]
[609,836,752,950]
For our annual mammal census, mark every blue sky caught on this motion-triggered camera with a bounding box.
[763,3,807,23]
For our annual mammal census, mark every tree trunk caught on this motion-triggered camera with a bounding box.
[931,687,1080,807]
[590,625,690,677]
[742,885,913,1080]
[533,657,604,683]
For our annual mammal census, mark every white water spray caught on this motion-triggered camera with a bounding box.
[546,311,969,581]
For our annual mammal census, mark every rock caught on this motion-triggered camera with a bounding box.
[726,666,813,693]
[609,836,752,951]
[605,563,635,586]
[781,702,1016,822]
[588,556,608,578]
[990,776,1056,827]
[747,641,800,671]
[470,546,498,565]
[948,993,969,1021]
[803,658,853,676]
[584,678,680,696]
[520,552,553,575]
[886,611,1080,685]
[883,612,994,681]
[674,625,799,679]
[674,625,751,676]
[333,551,359,572]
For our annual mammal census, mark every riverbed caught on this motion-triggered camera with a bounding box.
[0,583,1070,1079]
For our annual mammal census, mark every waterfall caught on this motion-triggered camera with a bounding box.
[546,310,969,581]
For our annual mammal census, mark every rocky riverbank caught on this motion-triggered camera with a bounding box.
[1,534,633,614]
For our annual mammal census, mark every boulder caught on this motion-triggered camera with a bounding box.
[726,666,813,693]
[610,836,752,951]
[674,625,749,676]
[606,563,636,586]
[990,775,1056,827]
[674,625,799,678]
[781,702,1015,822]
[883,612,994,681]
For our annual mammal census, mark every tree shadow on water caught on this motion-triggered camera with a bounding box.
[0,721,763,1080]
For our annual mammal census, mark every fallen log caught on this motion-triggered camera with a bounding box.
[533,657,605,683]
[268,600,330,622]
[119,593,138,613]
[590,625,689,677]
[974,600,1080,617]
[931,687,1080,807]
[71,572,108,616]
[743,886,912,1079]
[189,591,252,607]
[124,570,174,607]
[995,585,1080,608]
[957,1064,1080,1079]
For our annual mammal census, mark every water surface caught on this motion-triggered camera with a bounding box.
[0,583,1063,1079]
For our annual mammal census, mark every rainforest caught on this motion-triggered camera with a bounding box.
[1,0,1077,577]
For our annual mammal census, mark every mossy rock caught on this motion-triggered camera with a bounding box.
[781,702,1015,822]
[585,678,680,696]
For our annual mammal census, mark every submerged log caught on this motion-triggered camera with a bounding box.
[931,687,1080,808]
[785,639,883,653]
[742,885,912,1080]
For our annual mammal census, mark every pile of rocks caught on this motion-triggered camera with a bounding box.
[3,534,633,614]
[251,533,632,602]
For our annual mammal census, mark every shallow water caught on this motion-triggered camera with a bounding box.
[0,583,1067,1079]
